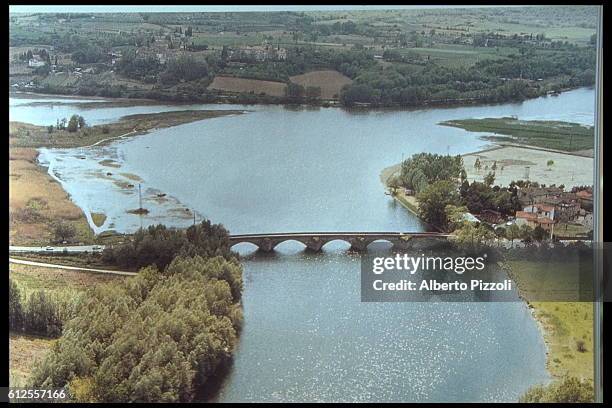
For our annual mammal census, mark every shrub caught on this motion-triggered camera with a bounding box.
[520,375,594,403]
[576,339,587,353]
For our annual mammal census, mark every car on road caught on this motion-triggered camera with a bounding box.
[45,246,54,251]
[92,245,102,251]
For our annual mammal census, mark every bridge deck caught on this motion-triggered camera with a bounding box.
[229,232,450,239]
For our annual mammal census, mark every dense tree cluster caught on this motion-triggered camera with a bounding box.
[115,50,162,82]
[339,48,595,106]
[102,221,233,271]
[30,254,243,402]
[398,153,463,194]
[9,278,73,337]
[459,175,522,217]
[159,55,210,86]
[71,44,106,64]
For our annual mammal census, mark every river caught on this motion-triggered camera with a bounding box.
[13,87,595,402]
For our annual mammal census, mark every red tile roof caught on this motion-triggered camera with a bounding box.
[516,211,537,221]
[576,190,593,199]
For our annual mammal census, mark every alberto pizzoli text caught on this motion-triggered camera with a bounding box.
[372,279,513,292]
[368,254,513,293]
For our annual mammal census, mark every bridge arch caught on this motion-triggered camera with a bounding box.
[227,232,450,253]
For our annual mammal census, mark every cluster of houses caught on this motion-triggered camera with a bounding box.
[514,186,593,231]
[439,184,594,237]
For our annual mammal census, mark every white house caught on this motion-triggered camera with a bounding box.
[28,59,46,68]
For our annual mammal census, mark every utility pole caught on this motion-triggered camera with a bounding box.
[193,210,196,226]
[138,183,142,210]
[138,183,143,230]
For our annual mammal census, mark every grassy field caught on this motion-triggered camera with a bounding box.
[555,222,591,238]
[10,262,122,294]
[506,260,594,382]
[9,146,94,246]
[9,333,56,387]
[406,45,515,68]
[441,117,594,152]
[208,75,287,97]
[9,263,125,386]
[289,69,352,99]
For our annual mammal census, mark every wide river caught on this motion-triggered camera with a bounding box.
[12,88,595,402]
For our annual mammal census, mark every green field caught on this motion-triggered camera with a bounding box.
[441,117,594,151]
[506,260,594,382]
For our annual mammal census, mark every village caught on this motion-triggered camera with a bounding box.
[386,145,594,243]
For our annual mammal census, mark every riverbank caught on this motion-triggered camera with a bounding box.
[10,83,588,111]
[9,109,243,149]
[503,260,594,384]
[379,142,594,387]
[380,164,419,212]
[9,109,243,245]
[440,117,594,153]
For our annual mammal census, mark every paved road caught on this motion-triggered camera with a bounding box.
[9,257,136,276]
[9,245,105,254]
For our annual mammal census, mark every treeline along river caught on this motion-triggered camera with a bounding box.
[11,87,595,402]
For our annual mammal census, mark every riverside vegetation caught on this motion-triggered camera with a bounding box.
[11,221,244,403]
[441,117,595,152]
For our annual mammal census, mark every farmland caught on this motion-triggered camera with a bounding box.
[9,6,598,107]
[289,70,352,99]
[208,75,287,97]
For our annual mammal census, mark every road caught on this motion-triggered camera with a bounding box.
[9,257,136,276]
[9,245,105,254]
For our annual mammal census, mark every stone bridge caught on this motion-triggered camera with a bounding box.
[228,232,451,252]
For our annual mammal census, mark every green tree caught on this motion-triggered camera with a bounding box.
[387,174,402,195]
[53,221,76,243]
[519,224,534,243]
[520,375,594,403]
[286,82,305,98]
[416,180,459,230]
[454,222,495,252]
[506,223,521,245]
[67,115,79,133]
[444,204,469,232]
[474,157,482,172]
[23,290,63,337]
[9,278,24,331]
[532,225,548,242]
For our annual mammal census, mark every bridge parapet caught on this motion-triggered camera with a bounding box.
[228,232,451,253]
